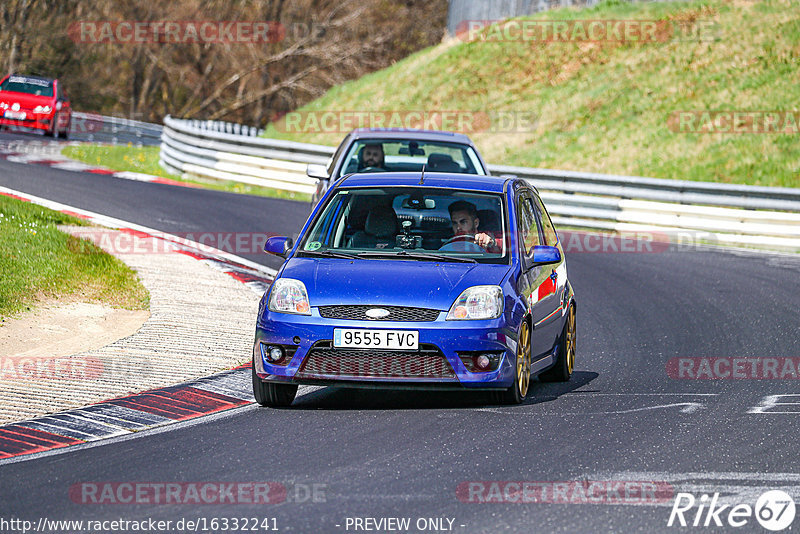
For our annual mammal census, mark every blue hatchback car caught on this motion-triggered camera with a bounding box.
[253,172,576,406]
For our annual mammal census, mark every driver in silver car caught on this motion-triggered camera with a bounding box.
[447,200,501,253]
[358,143,387,171]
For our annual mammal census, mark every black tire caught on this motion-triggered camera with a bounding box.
[252,362,297,407]
[498,319,531,404]
[539,304,576,382]
[46,113,58,138]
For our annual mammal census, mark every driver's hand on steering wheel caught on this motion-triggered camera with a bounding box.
[475,232,496,249]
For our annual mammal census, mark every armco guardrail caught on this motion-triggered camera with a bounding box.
[159,115,800,251]
[160,115,330,194]
[493,166,800,251]
[71,112,163,145]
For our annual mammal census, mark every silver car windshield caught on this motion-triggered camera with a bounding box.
[336,140,486,178]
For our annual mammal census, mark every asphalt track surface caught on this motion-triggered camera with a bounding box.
[0,122,161,146]
[2,133,800,533]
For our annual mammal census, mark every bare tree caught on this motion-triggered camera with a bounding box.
[0,0,447,125]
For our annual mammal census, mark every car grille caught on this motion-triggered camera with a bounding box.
[296,342,455,379]
[317,305,440,322]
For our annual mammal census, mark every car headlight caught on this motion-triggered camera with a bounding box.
[0,102,7,109]
[33,106,52,114]
[268,278,311,315]
[447,285,504,320]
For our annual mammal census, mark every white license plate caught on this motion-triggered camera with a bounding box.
[333,329,419,350]
[3,111,26,120]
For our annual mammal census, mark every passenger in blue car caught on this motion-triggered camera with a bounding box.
[447,200,502,253]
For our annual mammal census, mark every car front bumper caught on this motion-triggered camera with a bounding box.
[0,114,54,131]
[253,308,519,390]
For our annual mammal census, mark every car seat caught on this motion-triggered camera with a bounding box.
[348,206,399,249]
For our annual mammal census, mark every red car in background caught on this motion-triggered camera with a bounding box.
[0,74,71,138]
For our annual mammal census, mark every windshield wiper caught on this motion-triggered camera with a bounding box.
[356,250,477,263]
[299,250,361,259]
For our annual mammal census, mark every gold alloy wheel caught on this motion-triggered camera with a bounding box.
[565,306,576,375]
[517,321,531,397]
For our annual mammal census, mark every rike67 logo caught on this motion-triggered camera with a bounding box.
[668,490,796,531]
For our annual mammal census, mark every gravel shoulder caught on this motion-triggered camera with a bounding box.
[0,226,260,425]
[0,302,149,360]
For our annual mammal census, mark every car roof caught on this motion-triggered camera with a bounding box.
[348,128,475,145]
[338,172,509,193]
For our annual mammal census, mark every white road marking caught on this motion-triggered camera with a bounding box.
[462,393,718,416]
[565,393,719,396]
[748,395,800,414]
[473,402,705,415]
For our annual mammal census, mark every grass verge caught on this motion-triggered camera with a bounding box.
[61,144,312,202]
[0,195,149,319]
[262,0,800,188]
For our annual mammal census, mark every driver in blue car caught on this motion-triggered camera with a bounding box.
[358,143,386,171]
[447,200,502,253]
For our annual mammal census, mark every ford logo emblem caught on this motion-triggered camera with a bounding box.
[365,308,390,319]
[11,103,20,111]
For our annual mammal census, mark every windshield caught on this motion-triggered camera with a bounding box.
[0,76,54,97]
[299,187,508,264]
[336,139,486,178]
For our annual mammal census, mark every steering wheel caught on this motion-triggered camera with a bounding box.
[438,234,484,253]
[442,234,475,245]
[359,166,386,172]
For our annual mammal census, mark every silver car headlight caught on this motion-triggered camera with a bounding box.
[447,285,504,320]
[268,278,311,315]
[33,105,52,114]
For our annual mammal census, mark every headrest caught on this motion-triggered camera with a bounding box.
[365,207,398,238]
[427,153,460,172]
[428,153,454,165]
[476,209,500,233]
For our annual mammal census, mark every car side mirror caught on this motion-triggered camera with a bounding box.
[55,101,63,111]
[306,163,328,180]
[531,245,561,264]
[264,236,293,258]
